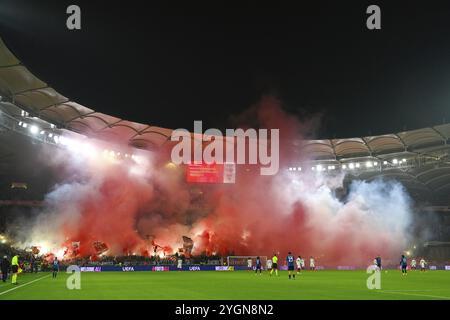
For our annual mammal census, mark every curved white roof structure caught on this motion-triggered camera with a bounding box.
[0,35,449,204]
[298,126,450,160]
[0,37,172,150]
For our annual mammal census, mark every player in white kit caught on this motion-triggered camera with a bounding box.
[247,257,253,271]
[411,259,417,270]
[296,256,302,274]
[420,258,426,272]
[266,259,273,272]
[310,256,315,271]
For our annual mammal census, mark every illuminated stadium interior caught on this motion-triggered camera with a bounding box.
[0,34,450,265]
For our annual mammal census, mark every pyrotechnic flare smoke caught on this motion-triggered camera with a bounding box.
[14,96,414,266]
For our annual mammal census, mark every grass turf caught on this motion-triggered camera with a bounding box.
[0,270,449,300]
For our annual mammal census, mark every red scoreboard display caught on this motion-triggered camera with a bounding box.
[186,163,235,184]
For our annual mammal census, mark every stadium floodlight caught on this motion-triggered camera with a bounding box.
[59,136,67,145]
[22,123,28,128]
[349,163,355,169]
[373,161,378,166]
[316,164,323,171]
[40,130,45,135]
[402,158,406,163]
[80,143,95,156]
[29,125,39,135]
[393,159,398,164]
[342,164,347,169]
[48,133,53,138]
[297,167,302,171]
[383,161,388,165]
[292,167,297,171]
[53,135,59,144]
[365,161,372,168]
[311,167,315,171]
[288,167,292,171]
[355,163,360,168]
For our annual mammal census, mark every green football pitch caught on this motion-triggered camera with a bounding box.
[0,270,449,300]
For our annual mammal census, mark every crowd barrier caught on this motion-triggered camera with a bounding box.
[73,264,450,272]
[77,265,241,272]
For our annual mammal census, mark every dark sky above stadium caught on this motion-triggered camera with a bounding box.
[1,0,450,138]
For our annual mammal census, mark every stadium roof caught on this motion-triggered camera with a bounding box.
[0,35,449,204]
[0,37,172,150]
[1,36,449,157]
[298,125,450,160]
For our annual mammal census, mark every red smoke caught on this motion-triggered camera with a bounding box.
[27,96,411,267]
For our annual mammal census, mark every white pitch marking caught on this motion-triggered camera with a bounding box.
[0,274,51,296]
[376,290,450,300]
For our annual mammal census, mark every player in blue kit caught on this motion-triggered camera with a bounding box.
[52,257,59,279]
[286,252,295,280]
[400,254,408,276]
[376,255,382,271]
[255,256,262,275]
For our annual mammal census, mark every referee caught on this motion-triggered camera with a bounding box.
[269,254,278,276]
[11,254,19,285]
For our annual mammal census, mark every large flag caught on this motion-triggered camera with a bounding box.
[182,236,194,256]
[93,241,108,254]
[72,241,80,248]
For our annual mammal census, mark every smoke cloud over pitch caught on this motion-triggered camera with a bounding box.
[14,96,414,266]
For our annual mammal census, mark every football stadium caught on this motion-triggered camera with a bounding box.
[0,1,449,304]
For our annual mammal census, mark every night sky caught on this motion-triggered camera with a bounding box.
[1,0,450,138]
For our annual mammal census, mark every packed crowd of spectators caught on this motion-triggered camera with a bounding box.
[0,243,223,272]
[2,242,448,272]
[63,253,222,267]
